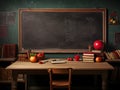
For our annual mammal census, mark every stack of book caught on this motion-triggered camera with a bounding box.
[92,49,103,58]
[82,52,95,62]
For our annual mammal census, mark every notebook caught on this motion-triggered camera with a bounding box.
[51,59,66,64]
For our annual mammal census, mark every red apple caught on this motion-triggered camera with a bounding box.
[67,57,73,61]
[93,40,104,50]
[37,53,42,57]
[29,56,37,63]
[74,54,80,61]
[95,57,102,62]
[36,52,45,60]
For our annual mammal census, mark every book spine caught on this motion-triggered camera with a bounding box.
[83,53,94,56]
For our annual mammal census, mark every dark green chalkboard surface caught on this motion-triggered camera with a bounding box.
[19,8,106,53]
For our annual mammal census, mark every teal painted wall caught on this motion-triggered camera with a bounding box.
[0,0,120,51]
[0,0,120,88]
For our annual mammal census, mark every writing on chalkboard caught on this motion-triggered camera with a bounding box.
[19,8,106,53]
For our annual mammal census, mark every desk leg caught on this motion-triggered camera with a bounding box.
[11,71,18,90]
[101,72,108,90]
[24,74,27,90]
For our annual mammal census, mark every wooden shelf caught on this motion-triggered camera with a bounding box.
[0,79,25,83]
[0,80,12,83]
[0,57,26,85]
[106,59,120,62]
[0,58,16,62]
[17,78,25,83]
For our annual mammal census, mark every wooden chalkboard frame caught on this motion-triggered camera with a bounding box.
[18,8,106,53]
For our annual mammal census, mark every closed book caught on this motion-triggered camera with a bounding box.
[83,59,94,61]
[112,51,120,59]
[82,55,94,59]
[115,50,120,57]
[104,52,111,59]
[83,60,94,62]
[83,58,94,61]
[92,50,102,53]
[83,52,94,56]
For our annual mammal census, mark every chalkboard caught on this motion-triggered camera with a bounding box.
[19,8,106,53]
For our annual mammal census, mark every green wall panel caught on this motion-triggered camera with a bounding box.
[0,0,120,88]
[0,0,120,50]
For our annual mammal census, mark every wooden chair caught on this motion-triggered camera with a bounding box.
[48,68,72,90]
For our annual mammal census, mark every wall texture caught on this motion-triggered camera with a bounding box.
[0,0,120,51]
[0,0,120,89]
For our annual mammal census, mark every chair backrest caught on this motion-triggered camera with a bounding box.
[48,68,72,86]
[2,44,17,58]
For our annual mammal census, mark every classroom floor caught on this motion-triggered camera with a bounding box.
[0,75,120,90]
[0,81,120,90]
[28,75,120,90]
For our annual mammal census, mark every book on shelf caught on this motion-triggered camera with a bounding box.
[104,52,111,60]
[108,52,114,59]
[104,50,120,60]
[115,50,120,57]
[110,52,118,59]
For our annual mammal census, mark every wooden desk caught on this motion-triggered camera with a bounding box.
[106,59,120,81]
[6,59,114,90]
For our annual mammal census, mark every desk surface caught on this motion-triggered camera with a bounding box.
[6,59,114,70]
